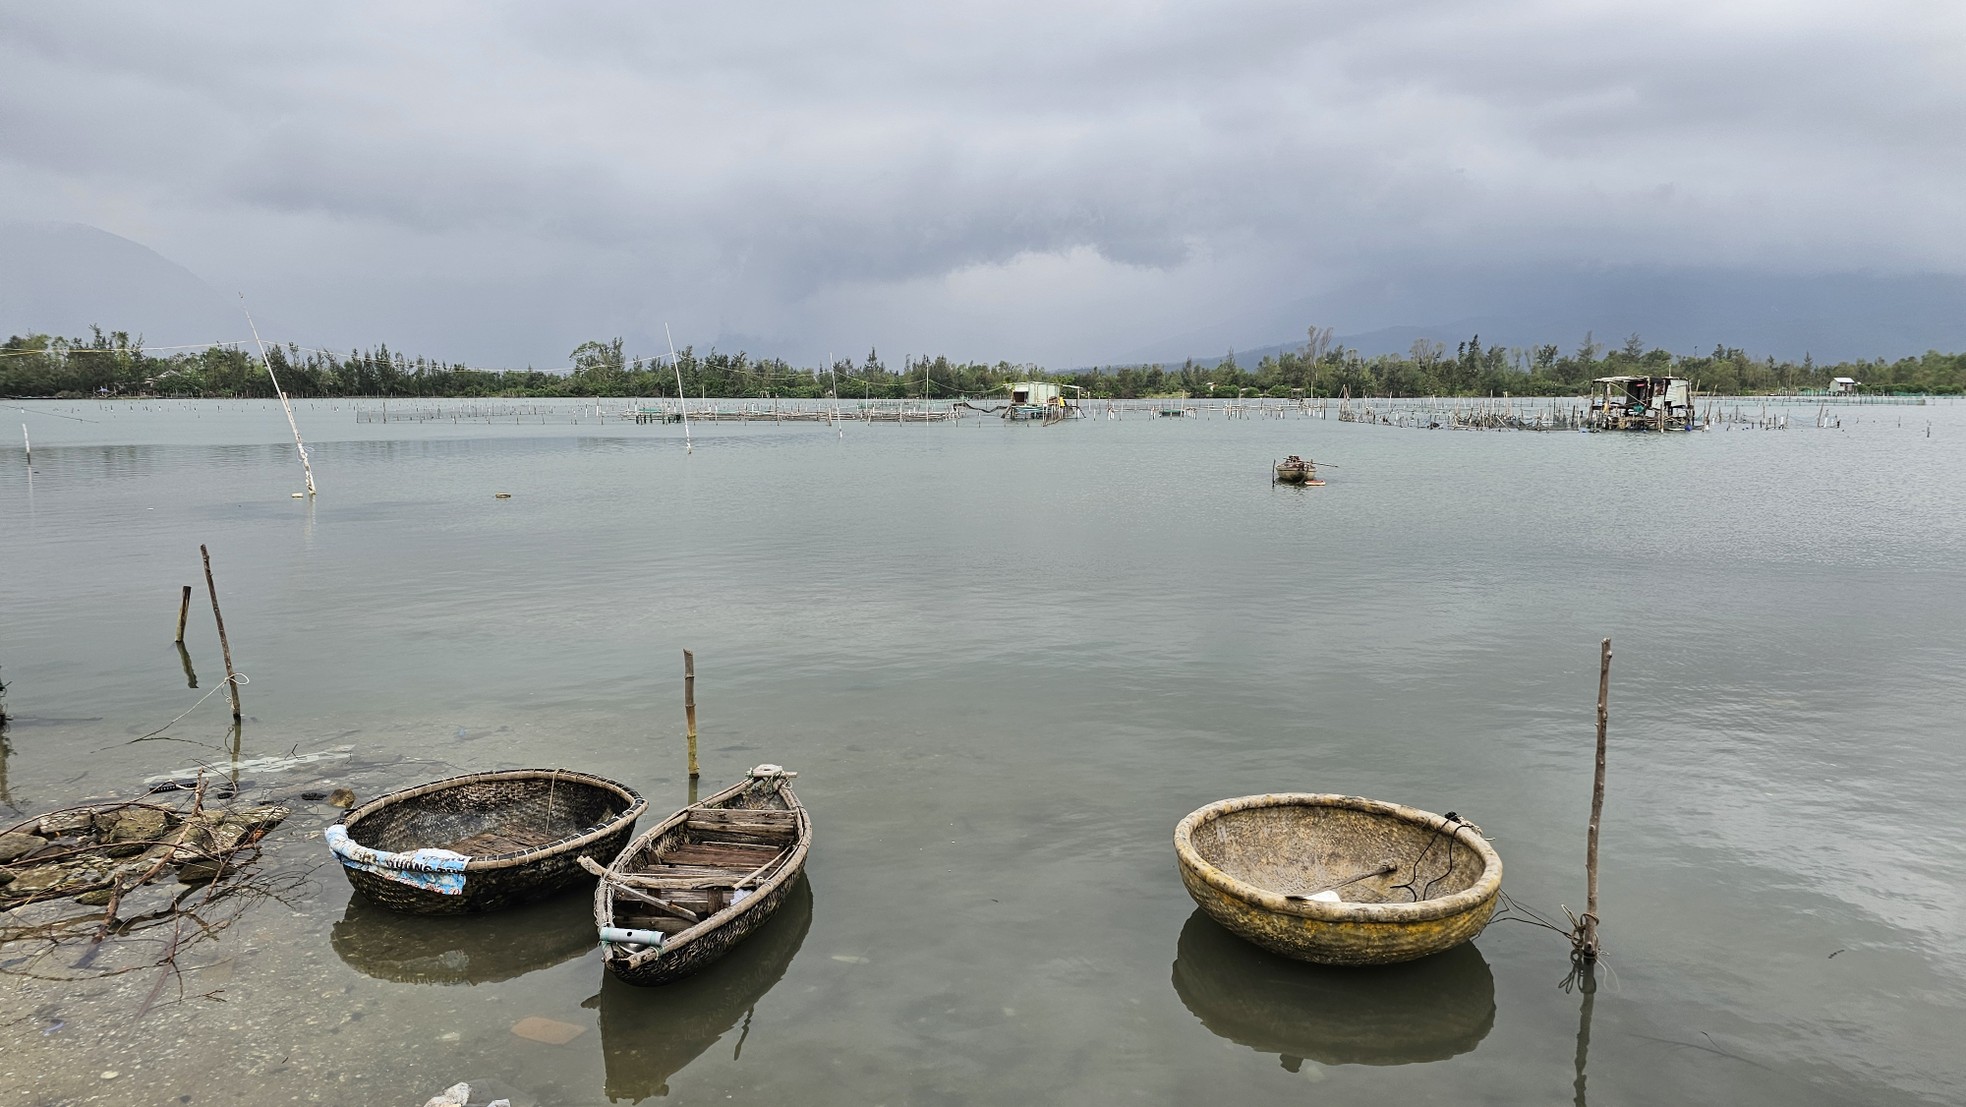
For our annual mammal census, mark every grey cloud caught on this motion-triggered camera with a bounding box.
[2,1,1961,366]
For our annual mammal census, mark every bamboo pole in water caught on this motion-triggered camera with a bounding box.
[683,649,699,779]
[667,324,692,454]
[240,296,316,496]
[201,545,242,720]
[1583,637,1611,959]
[175,585,192,643]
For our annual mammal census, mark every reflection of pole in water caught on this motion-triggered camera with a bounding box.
[0,718,12,808]
[1571,957,1597,1107]
[226,720,243,793]
[176,642,199,688]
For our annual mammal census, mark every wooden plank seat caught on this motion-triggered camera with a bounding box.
[616,913,696,934]
[686,808,800,830]
[664,842,783,867]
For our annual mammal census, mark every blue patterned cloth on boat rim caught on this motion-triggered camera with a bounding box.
[324,824,470,895]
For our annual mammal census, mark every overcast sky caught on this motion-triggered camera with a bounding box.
[2,2,1962,367]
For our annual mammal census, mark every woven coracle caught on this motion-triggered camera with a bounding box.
[1174,793,1501,966]
[331,769,645,915]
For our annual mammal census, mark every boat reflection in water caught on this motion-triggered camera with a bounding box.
[1171,909,1494,1070]
[331,887,599,985]
[586,875,813,1103]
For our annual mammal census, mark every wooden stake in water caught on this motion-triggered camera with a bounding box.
[175,585,192,643]
[201,545,242,720]
[1582,637,1611,959]
[240,296,317,496]
[683,649,700,779]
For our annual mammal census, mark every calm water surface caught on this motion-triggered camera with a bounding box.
[2,398,1962,1105]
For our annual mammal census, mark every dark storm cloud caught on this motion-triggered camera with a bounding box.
[1,1,1959,364]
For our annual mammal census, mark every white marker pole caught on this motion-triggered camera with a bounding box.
[828,353,842,438]
[666,323,692,454]
[240,296,316,495]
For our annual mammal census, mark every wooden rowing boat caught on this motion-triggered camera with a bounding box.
[592,765,810,986]
[1274,456,1320,485]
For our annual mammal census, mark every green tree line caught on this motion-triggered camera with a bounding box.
[5,326,1963,399]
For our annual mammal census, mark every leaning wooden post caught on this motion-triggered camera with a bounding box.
[682,649,699,779]
[1583,637,1611,959]
[201,545,242,720]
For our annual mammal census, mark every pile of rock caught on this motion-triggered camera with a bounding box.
[0,800,289,910]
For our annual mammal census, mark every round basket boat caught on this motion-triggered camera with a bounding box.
[1174,793,1501,966]
[329,769,645,915]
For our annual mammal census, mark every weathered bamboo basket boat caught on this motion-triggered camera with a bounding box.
[327,769,645,915]
[594,764,810,986]
[1174,793,1501,966]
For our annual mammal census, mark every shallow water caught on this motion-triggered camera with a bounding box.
[2,397,1962,1105]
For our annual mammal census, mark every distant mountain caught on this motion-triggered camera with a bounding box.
[0,222,242,345]
[1105,267,1966,369]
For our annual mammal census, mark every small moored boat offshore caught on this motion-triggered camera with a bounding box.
[327,769,646,915]
[592,764,811,986]
[1174,793,1501,965]
[1273,455,1323,485]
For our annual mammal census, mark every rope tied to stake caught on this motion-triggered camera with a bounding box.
[126,673,250,744]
